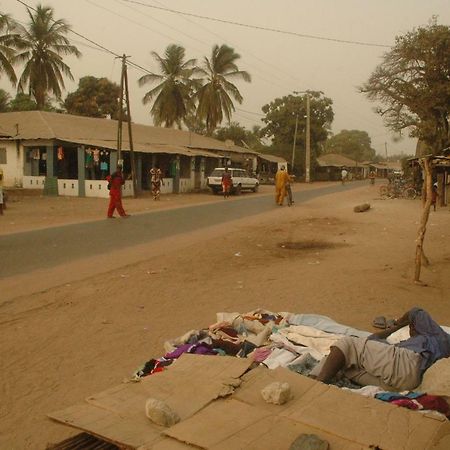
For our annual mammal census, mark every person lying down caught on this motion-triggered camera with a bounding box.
[309,307,450,391]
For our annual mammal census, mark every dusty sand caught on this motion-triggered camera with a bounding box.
[1,182,449,449]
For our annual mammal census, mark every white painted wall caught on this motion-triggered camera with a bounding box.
[58,179,79,197]
[160,178,173,194]
[23,176,45,189]
[0,141,22,187]
[179,178,194,193]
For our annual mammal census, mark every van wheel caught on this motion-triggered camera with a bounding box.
[252,184,259,192]
[234,185,242,195]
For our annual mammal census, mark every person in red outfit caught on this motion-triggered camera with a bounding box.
[106,165,130,218]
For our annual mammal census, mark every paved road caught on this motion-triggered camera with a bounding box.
[0,182,362,278]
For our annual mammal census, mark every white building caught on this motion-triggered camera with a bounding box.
[0,111,260,197]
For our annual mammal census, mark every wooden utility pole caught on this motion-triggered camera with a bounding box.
[116,54,138,198]
[291,113,299,171]
[116,56,125,163]
[305,94,311,182]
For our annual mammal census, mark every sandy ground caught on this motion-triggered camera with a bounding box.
[1,182,450,449]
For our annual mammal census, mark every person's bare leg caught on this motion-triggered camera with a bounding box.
[316,346,346,383]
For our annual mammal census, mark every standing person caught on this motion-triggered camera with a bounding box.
[106,165,129,219]
[341,167,348,185]
[150,166,163,200]
[275,166,290,206]
[221,167,232,198]
[369,170,376,185]
[431,182,439,211]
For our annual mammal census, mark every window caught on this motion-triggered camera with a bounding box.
[0,148,6,164]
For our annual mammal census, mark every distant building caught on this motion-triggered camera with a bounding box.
[316,153,368,181]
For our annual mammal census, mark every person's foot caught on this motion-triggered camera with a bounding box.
[107,216,115,219]
[122,214,131,218]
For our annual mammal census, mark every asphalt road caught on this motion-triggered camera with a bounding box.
[0,182,361,278]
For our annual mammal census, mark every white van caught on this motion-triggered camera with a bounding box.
[207,168,259,195]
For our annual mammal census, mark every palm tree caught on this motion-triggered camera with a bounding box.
[0,13,21,85]
[15,5,81,109]
[138,44,198,128]
[196,44,251,135]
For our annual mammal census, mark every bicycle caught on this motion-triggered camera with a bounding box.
[286,184,294,206]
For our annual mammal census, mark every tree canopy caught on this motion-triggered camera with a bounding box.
[324,129,376,162]
[361,19,450,155]
[65,76,121,119]
[214,121,264,149]
[196,44,251,135]
[0,13,22,86]
[15,5,81,109]
[261,91,334,173]
[138,44,197,128]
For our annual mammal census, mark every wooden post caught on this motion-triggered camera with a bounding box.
[123,62,138,198]
[116,55,125,164]
[414,157,433,283]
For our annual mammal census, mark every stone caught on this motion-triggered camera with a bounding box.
[353,203,371,213]
[145,398,180,427]
[289,433,329,450]
[261,381,291,405]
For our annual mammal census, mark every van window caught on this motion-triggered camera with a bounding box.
[210,169,224,177]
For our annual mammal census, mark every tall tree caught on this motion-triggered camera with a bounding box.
[261,91,333,172]
[65,76,121,118]
[361,19,450,155]
[0,88,11,111]
[8,92,38,111]
[324,130,376,162]
[0,13,22,85]
[138,44,197,128]
[15,4,81,109]
[196,44,251,135]
[214,121,264,149]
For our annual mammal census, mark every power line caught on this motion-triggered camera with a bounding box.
[120,0,391,49]
[149,0,302,88]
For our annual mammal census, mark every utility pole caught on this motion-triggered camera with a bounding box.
[305,94,311,183]
[116,56,125,163]
[385,142,388,160]
[291,113,299,171]
[117,54,138,197]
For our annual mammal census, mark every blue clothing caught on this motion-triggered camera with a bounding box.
[371,308,450,373]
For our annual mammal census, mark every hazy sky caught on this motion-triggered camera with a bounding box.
[1,0,449,156]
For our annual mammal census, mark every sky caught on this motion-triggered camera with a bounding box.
[1,0,449,156]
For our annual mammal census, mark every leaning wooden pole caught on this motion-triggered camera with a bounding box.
[116,55,126,164]
[123,62,138,198]
[414,157,433,283]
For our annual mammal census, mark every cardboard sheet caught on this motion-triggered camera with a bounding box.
[49,354,252,449]
[49,354,450,450]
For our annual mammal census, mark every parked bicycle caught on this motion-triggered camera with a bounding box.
[379,179,418,199]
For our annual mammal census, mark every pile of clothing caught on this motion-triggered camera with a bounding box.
[133,309,450,418]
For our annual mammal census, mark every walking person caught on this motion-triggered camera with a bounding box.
[275,166,290,206]
[106,165,129,218]
[221,167,232,198]
[150,166,163,200]
[341,167,348,185]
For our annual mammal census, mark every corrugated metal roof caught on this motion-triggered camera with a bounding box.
[316,153,359,168]
[258,153,287,163]
[0,111,245,156]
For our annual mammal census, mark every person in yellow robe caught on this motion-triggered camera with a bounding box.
[275,166,290,206]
